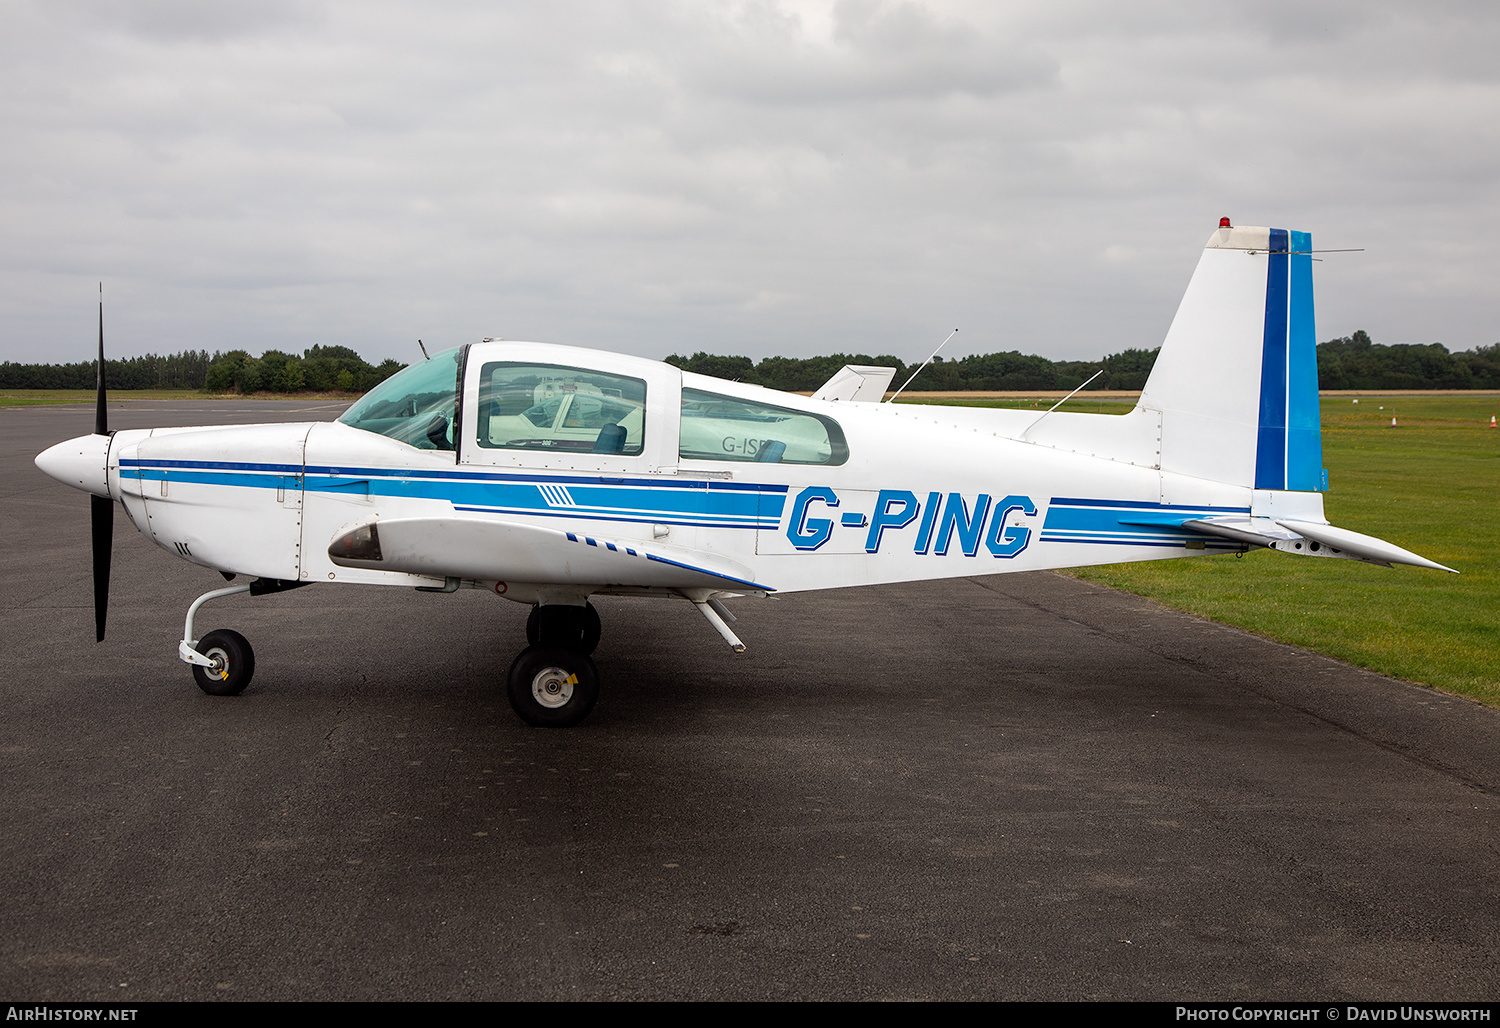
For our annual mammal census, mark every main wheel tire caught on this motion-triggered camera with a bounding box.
[192,629,255,696]
[506,645,599,728]
[579,602,602,655]
[526,602,601,655]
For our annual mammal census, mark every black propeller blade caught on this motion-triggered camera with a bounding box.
[95,288,107,437]
[91,494,112,642]
[93,285,113,642]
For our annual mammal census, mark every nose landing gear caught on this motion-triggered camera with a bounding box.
[178,578,307,697]
[191,629,255,696]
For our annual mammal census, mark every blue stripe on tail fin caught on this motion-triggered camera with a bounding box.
[1285,230,1323,490]
[1254,228,1325,492]
[1254,229,1290,489]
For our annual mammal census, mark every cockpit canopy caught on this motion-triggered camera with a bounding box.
[339,347,461,450]
[338,341,847,467]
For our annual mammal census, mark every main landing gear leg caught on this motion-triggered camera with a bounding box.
[508,603,602,728]
[524,601,601,654]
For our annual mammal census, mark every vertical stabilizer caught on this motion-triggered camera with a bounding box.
[1139,223,1325,492]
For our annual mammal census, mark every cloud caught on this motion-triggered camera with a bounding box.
[2,0,1498,367]
[53,0,322,42]
[679,0,1057,105]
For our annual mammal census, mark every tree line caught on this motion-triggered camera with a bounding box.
[2,331,1496,394]
[668,331,1500,392]
[0,345,405,394]
[666,347,1161,392]
[1315,331,1500,390]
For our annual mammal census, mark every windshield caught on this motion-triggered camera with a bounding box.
[339,347,462,450]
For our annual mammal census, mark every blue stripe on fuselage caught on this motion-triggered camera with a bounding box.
[1040,497,1251,549]
[122,460,788,530]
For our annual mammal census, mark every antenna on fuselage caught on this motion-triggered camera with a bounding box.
[417,339,430,360]
[885,328,958,403]
[1018,368,1104,439]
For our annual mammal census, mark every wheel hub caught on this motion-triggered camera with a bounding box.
[531,667,577,708]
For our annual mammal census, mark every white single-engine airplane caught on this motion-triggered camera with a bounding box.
[37,220,1454,727]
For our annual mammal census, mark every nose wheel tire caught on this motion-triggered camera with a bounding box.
[507,645,599,727]
[191,629,255,696]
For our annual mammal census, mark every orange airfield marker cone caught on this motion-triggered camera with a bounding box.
[1390,416,1397,428]
[1491,415,1496,428]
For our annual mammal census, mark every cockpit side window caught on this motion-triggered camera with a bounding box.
[339,348,461,450]
[476,363,646,456]
[679,388,848,465]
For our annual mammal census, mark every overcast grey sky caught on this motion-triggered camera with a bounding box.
[3,0,1497,366]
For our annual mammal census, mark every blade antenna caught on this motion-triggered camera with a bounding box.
[886,329,957,403]
[418,338,430,360]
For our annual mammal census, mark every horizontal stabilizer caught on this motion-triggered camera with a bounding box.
[1117,514,1297,548]
[812,365,897,403]
[328,516,775,591]
[1118,513,1454,572]
[1276,520,1457,573]
[1181,518,1294,548]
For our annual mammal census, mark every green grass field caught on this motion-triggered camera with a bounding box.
[1049,396,1499,706]
[0,388,205,406]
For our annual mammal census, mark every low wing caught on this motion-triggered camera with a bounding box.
[327,516,775,592]
[1117,514,1455,572]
